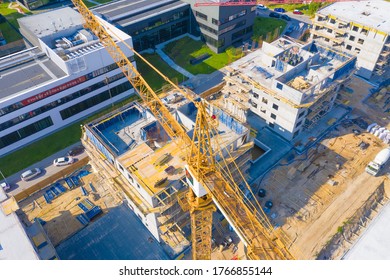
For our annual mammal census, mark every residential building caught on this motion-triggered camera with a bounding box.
[311,0,390,79]
[224,38,356,140]
[0,7,135,156]
[82,90,253,257]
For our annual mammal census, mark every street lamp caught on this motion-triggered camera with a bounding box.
[0,169,9,186]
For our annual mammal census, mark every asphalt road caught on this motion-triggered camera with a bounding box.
[1,142,88,197]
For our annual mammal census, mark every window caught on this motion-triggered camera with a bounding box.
[327,28,333,33]
[325,38,330,42]
[262,97,268,104]
[260,108,266,114]
[198,22,218,35]
[361,28,368,35]
[0,117,53,149]
[295,120,302,128]
[330,19,336,24]
[349,35,355,41]
[352,25,359,32]
[195,11,207,21]
[293,130,300,138]
[272,104,279,110]
[346,44,352,50]
[276,83,283,90]
[270,113,277,120]
[357,38,364,44]
[137,184,141,189]
[127,173,133,183]
[212,18,220,25]
[202,34,225,48]
[118,164,124,171]
[60,82,132,120]
[298,111,305,119]
[355,48,361,54]
[251,101,258,108]
[268,123,274,128]
[253,92,259,99]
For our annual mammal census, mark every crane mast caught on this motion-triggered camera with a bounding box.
[72,0,295,260]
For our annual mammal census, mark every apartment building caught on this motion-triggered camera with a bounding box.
[311,0,389,79]
[225,38,356,140]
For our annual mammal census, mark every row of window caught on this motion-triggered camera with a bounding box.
[0,73,126,132]
[195,11,207,21]
[198,20,247,37]
[0,117,53,149]
[0,60,127,118]
[202,33,225,48]
[133,10,189,36]
[212,9,248,26]
[231,26,253,41]
[60,82,132,120]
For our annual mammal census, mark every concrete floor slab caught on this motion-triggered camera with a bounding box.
[56,203,170,260]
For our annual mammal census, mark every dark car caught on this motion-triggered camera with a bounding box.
[274,7,286,13]
[67,145,85,156]
[281,14,291,21]
[269,12,280,18]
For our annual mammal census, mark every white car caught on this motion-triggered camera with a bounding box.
[21,168,41,181]
[257,4,268,10]
[53,156,74,166]
[1,182,11,191]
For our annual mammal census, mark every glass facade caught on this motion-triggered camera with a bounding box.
[0,59,134,118]
[0,73,127,132]
[0,116,53,149]
[60,82,132,120]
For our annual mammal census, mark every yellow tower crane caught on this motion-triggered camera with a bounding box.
[72,0,295,260]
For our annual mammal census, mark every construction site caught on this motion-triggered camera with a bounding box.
[3,0,390,262]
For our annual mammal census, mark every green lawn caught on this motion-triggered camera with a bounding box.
[252,17,287,41]
[135,52,187,91]
[163,36,242,75]
[0,95,140,178]
[0,1,31,43]
[269,2,329,17]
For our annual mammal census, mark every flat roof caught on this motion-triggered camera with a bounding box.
[343,201,390,259]
[0,190,39,260]
[116,1,188,27]
[18,7,83,38]
[318,0,390,34]
[0,50,66,102]
[56,203,170,260]
[94,0,183,21]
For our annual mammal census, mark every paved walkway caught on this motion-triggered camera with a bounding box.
[154,34,199,79]
[3,142,88,196]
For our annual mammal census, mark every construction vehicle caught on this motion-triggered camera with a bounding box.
[71,0,296,260]
[365,147,390,176]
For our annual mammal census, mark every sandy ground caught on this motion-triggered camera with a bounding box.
[18,172,121,246]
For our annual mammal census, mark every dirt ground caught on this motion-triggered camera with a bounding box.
[257,77,390,259]
[18,171,121,246]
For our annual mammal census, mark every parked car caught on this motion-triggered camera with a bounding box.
[285,25,294,34]
[256,4,268,10]
[269,12,280,18]
[281,14,291,21]
[21,168,41,181]
[1,182,11,191]
[274,7,286,13]
[67,145,84,156]
[293,9,303,15]
[53,157,74,166]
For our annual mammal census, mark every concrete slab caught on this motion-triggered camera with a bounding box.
[343,201,390,260]
[56,203,170,260]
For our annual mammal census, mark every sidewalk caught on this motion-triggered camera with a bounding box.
[154,34,200,79]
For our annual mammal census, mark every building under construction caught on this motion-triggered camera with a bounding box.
[221,38,356,141]
[82,89,253,257]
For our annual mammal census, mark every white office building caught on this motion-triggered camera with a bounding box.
[311,0,390,79]
[0,7,135,156]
